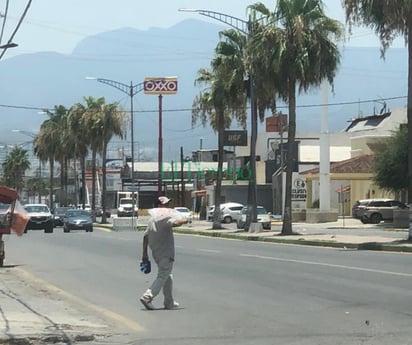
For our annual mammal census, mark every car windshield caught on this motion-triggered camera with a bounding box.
[55,207,71,215]
[67,210,90,217]
[24,205,49,213]
[175,207,189,213]
[257,207,268,215]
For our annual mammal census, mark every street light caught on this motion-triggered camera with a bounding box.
[12,129,44,202]
[11,130,40,175]
[179,8,260,231]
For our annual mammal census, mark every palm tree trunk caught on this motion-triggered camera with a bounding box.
[101,143,108,224]
[282,79,296,235]
[59,159,64,204]
[212,111,224,230]
[245,81,258,231]
[407,17,412,241]
[91,150,97,221]
[80,156,86,208]
[49,160,54,209]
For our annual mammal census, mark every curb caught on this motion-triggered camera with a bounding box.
[93,223,412,253]
[173,228,412,252]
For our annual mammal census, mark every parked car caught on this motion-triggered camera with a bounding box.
[237,206,272,230]
[52,206,73,227]
[207,202,244,223]
[24,204,54,233]
[63,209,93,232]
[351,199,371,219]
[174,207,193,223]
[352,198,408,224]
[95,206,111,218]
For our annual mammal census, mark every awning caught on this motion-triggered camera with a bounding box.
[336,185,350,193]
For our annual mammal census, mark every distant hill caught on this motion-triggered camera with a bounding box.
[0,19,407,161]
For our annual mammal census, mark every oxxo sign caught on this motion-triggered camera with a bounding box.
[144,77,178,95]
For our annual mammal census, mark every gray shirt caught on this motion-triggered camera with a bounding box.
[145,217,175,262]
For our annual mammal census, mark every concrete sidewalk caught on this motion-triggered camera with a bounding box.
[170,218,412,252]
[0,266,122,345]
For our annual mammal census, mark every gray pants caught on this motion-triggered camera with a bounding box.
[144,256,174,306]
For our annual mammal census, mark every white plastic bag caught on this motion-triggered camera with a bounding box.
[148,207,185,223]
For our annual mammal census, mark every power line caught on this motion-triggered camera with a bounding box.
[0,95,407,114]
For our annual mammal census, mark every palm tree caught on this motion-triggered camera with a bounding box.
[193,43,247,229]
[342,1,412,240]
[42,105,71,206]
[81,96,106,217]
[98,102,125,223]
[68,102,90,209]
[83,99,125,223]
[34,107,66,208]
[249,0,343,235]
[2,146,30,193]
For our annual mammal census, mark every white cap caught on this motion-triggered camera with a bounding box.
[158,196,172,205]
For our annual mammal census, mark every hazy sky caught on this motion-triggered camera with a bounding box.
[1,0,405,59]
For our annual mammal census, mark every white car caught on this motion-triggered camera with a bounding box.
[237,206,271,230]
[174,207,193,223]
[207,202,244,223]
[24,203,54,233]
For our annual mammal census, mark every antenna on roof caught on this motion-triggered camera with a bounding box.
[375,97,387,115]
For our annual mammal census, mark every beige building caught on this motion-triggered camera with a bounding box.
[235,107,407,216]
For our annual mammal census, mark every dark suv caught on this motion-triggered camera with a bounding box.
[352,199,408,224]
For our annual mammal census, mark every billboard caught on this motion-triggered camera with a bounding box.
[143,77,178,95]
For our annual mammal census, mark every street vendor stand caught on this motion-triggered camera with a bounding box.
[0,186,23,267]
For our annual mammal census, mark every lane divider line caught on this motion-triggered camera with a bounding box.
[239,254,412,277]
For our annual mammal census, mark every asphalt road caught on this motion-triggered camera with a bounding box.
[4,226,412,344]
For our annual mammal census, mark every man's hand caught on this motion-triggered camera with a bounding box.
[171,217,188,227]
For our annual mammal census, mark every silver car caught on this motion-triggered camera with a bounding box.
[353,198,408,224]
[237,206,271,230]
[207,202,244,223]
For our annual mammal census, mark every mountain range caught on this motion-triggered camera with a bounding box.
[0,19,408,161]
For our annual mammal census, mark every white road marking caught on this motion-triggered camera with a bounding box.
[239,254,412,277]
[197,249,220,254]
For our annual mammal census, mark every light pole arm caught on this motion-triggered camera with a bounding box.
[94,78,145,97]
[179,8,248,34]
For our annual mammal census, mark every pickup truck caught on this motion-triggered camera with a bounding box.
[117,198,138,217]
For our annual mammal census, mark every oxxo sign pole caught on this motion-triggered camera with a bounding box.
[144,77,178,196]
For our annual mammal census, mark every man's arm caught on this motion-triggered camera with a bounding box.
[142,233,149,260]
[171,217,188,227]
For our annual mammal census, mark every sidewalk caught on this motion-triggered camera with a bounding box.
[167,218,412,252]
[0,266,120,345]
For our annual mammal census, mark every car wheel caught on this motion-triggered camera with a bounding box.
[44,226,53,233]
[237,221,242,229]
[223,216,232,224]
[89,227,93,232]
[0,258,3,267]
[360,218,369,224]
[63,227,70,233]
[370,213,382,224]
